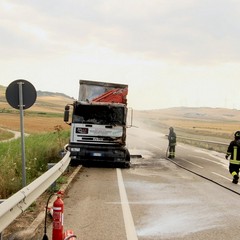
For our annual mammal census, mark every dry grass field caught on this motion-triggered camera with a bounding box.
[133,107,240,144]
[131,108,240,153]
[0,85,73,134]
[0,113,70,133]
[1,84,240,142]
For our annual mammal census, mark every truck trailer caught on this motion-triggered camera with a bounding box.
[64,80,131,168]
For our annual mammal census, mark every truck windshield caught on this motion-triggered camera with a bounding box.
[73,104,125,125]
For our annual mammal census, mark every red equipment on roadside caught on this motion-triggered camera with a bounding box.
[52,192,64,240]
[64,230,77,240]
[51,191,77,240]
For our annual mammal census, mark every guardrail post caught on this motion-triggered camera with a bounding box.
[48,163,57,190]
[0,200,4,240]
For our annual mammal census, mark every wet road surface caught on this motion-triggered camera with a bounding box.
[48,125,240,240]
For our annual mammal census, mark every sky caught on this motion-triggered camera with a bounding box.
[1,0,240,110]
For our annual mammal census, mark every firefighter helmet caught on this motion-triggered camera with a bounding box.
[235,131,240,139]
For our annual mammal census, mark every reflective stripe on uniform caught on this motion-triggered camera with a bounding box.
[233,146,238,161]
[230,159,240,165]
[230,146,240,164]
[230,146,240,165]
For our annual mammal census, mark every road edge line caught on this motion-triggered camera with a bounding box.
[117,168,138,240]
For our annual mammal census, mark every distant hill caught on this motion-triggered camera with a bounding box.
[0,84,73,99]
[136,107,240,121]
[0,85,75,113]
[37,90,74,99]
[1,84,240,121]
[0,85,6,102]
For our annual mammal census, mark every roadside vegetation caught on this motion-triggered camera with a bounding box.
[0,128,70,199]
[0,87,73,199]
[0,128,14,141]
[0,87,74,237]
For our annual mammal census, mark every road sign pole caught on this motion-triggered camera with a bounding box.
[18,81,27,187]
[6,79,37,187]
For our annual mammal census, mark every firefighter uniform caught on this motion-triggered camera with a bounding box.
[226,131,240,184]
[168,127,176,159]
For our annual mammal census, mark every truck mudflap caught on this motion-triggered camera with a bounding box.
[67,144,130,168]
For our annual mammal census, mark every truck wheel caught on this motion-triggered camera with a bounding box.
[124,162,130,168]
[125,149,130,161]
[70,159,80,166]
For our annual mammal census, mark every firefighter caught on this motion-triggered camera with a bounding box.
[225,131,240,184]
[168,127,176,158]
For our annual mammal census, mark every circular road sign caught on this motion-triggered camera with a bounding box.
[6,79,37,109]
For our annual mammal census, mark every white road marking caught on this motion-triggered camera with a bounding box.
[181,158,204,168]
[192,155,220,164]
[192,155,228,169]
[132,136,165,151]
[146,142,164,150]
[117,168,138,240]
[211,172,232,181]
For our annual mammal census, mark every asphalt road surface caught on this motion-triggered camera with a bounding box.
[48,124,240,240]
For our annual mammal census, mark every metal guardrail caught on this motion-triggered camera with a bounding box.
[0,151,71,233]
[0,200,3,240]
[177,136,229,146]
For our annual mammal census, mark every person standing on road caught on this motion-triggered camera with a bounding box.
[225,131,240,184]
[168,127,176,158]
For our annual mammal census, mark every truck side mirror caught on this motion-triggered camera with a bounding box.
[64,105,70,122]
[127,107,133,128]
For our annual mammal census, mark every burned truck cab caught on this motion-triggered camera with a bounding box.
[64,80,130,167]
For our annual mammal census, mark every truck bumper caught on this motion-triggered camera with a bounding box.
[67,143,130,167]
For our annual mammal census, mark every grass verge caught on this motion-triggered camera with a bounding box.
[0,128,14,141]
[0,129,70,198]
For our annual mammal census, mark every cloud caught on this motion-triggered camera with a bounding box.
[2,0,240,64]
[1,0,240,110]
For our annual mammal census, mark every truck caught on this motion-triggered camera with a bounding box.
[64,80,131,168]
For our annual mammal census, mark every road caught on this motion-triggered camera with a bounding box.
[48,124,240,240]
[0,128,29,142]
[0,128,21,142]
